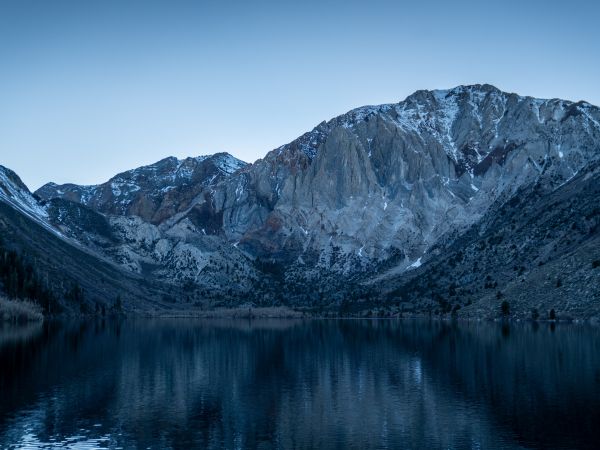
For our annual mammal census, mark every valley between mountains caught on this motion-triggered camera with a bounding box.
[1,84,599,319]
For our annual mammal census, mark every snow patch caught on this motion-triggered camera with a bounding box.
[531,98,545,123]
[214,154,247,174]
[431,89,460,161]
[408,257,422,269]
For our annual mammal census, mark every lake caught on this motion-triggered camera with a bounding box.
[0,319,599,449]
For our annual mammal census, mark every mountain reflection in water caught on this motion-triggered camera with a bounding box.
[0,319,599,449]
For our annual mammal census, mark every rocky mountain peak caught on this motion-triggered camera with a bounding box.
[36,152,248,224]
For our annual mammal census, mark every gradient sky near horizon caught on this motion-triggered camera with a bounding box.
[1,0,599,190]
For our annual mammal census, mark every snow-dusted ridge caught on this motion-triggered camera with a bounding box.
[0,165,66,239]
[36,152,249,219]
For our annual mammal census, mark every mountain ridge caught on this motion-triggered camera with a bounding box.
[2,84,599,318]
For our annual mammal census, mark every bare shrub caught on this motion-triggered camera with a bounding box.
[0,296,44,323]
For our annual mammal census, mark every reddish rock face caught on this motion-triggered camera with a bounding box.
[36,153,247,224]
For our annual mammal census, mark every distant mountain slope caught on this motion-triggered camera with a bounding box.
[37,153,247,224]
[0,165,54,231]
[0,166,218,313]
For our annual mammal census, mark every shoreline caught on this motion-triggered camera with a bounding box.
[39,306,600,324]
[0,297,44,324]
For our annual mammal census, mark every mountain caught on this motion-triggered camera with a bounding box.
[0,165,183,314]
[37,152,247,223]
[35,153,259,297]
[369,159,600,319]
[2,84,599,318]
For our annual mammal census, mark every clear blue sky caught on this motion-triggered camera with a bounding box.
[1,0,598,190]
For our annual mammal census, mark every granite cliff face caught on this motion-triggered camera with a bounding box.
[196,84,600,272]
[2,84,599,317]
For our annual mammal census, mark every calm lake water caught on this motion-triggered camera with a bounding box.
[0,319,599,449]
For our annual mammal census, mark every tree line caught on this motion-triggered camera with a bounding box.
[0,237,60,313]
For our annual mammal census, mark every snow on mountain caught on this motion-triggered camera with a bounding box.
[0,165,48,221]
[213,153,248,174]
